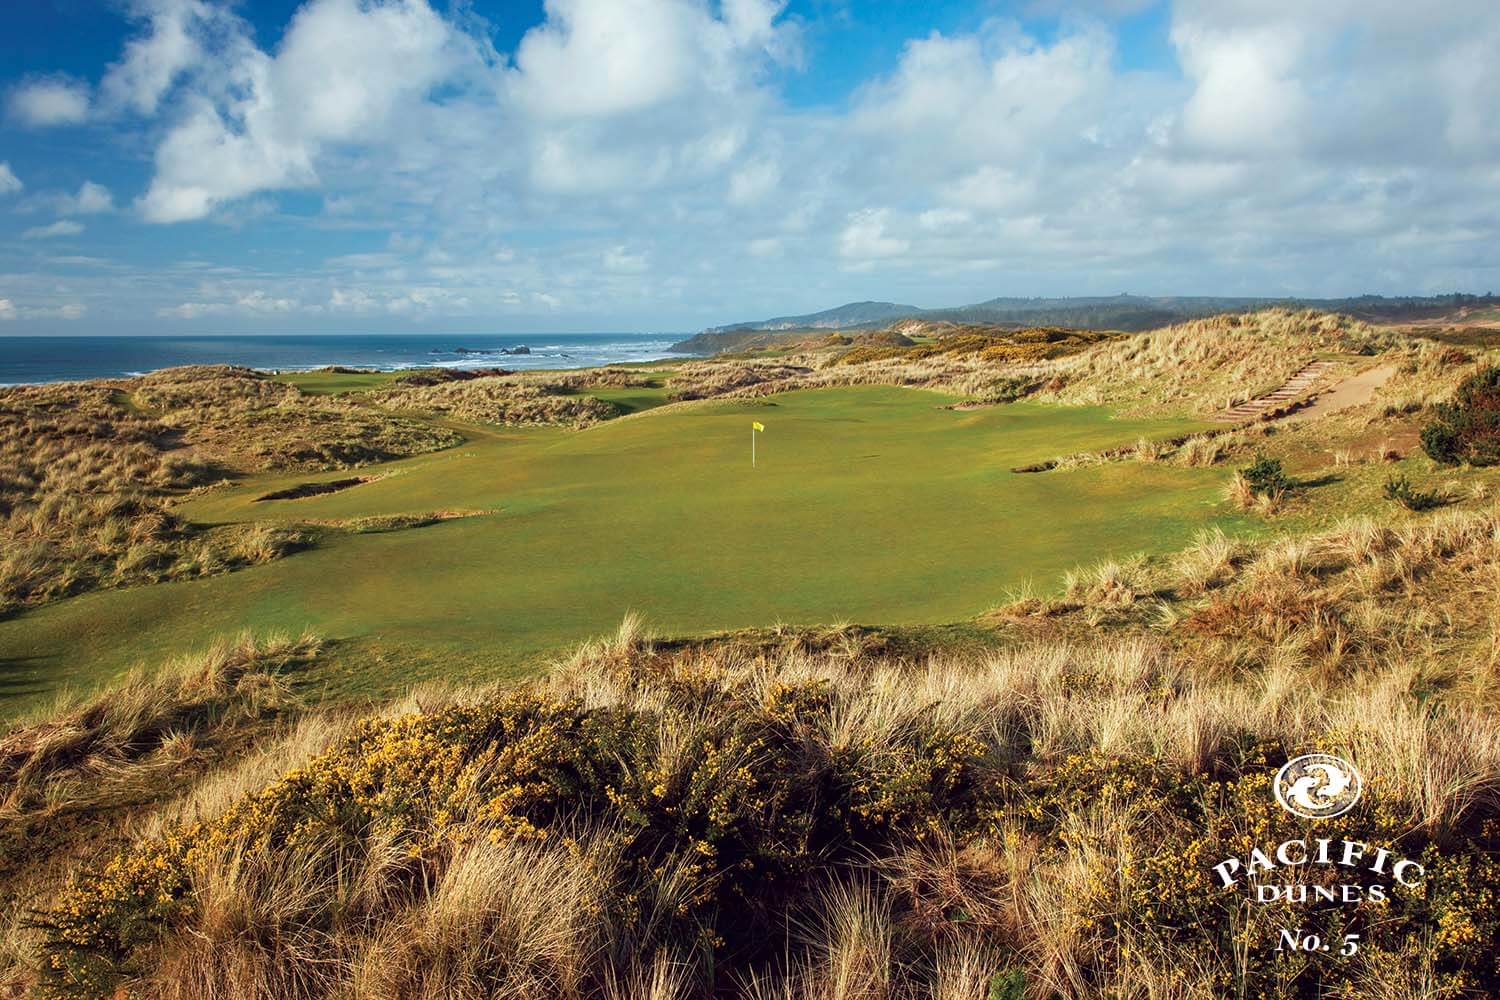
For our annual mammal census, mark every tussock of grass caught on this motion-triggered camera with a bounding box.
[0,632,320,869]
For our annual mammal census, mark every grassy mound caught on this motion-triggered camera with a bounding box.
[0,366,471,616]
[1037,309,1399,417]
[0,381,316,616]
[133,366,462,471]
[374,370,661,427]
[833,326,1113,368]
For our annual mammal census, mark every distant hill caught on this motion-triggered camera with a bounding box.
[673,292,1500,355]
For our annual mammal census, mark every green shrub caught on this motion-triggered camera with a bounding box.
[1242,454,1292,496]
[1421,366,1500,466]
[1383,475,1447,511]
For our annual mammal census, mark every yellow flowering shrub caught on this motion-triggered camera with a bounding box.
[36,682,997,999]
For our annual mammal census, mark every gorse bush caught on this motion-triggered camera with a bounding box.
[1421,365,1500,466]
[37,663,996,999]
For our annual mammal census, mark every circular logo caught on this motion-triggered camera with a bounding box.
[1274,754,1363,820]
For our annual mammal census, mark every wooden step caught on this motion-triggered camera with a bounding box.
[1212,360,1341,422]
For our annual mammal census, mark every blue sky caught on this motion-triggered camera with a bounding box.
[1,0,1497,334]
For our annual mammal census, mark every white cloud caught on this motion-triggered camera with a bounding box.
[139,0,470,222]
[57,181,115,215]
[851,22,1117,169]
[0,162,20,195]
[159,290,295,318]
[1169,1,1500,162]
[1172,22,1308,155]
[603,246,650,273]
[747,237,782,257]
[918,208,972,231]
[838,209,909,261]
[509,0,790,118]
[728,158,781,205]
[100,0,213,114]
[0,299,85,320]
[158,301,227,319]
[8,77,91,126]
[22,220,85,240]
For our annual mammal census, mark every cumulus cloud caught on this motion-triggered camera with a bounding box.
[509,0,790,118]
[0,162,20,195]
[0,299,15,320]
[22,220,85,240]
[603,246,650,273]
[100,0,215,114]
[728,159,781,205]
[139,0,473,222]
[839,209,910,262]
[1169,0,1500,162]
[4,1,1500,329]
[8,77,91,126]
[57,181,115,215]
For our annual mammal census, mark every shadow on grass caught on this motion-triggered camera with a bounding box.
[0,654,52,707]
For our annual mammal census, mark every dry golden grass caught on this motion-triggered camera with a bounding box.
[1032,309,1399,417]
[12,497,1500,999]
[0,368,462,616]
[374,370,632,427]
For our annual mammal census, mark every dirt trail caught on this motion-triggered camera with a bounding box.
[1279,365,1395,424]
[1213,360,1343,422]
[1211,362,1395,424]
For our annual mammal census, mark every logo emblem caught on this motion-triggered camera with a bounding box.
[1274,754,1362,819]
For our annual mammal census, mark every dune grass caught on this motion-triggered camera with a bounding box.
[0,386,1238,718]
[18,491,1500,998]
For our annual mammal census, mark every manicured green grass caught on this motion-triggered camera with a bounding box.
[274,370,407,394]
[0,386,1247,717]
[565,382,674,414]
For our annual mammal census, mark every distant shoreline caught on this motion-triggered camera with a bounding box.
[0,332,689,386]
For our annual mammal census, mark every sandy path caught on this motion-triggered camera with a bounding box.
[1280,365,1395,423]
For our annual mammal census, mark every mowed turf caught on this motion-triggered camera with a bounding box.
[0,386,1247,715]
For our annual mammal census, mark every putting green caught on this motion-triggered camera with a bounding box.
[0,386,1246,716]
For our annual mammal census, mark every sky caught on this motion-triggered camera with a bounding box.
[0,0,1497,335]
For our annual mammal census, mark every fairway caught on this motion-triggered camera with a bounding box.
[0,386,1245,715]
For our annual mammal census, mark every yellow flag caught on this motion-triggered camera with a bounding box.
[752,421,765,432]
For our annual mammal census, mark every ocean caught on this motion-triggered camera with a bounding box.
[0,333,689,385]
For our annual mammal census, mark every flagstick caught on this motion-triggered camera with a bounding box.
[752,426,756,468]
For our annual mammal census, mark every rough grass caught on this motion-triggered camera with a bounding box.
[373,370,653,427]
[0,633,323,997]
[1031,309,1401,417]
[12,501,1500,1000]
[133,366,461,471]
[0,367,466,617]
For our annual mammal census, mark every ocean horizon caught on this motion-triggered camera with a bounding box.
[0,333,689,385]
